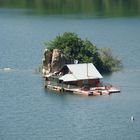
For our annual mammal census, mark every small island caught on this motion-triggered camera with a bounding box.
[42,32,121,96]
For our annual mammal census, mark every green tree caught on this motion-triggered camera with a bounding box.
[45,32,121,73]
[99,48,122,72]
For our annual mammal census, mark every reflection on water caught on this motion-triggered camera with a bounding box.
[0,0,140,17]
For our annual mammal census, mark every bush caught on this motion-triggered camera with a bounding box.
[99,48,122,73]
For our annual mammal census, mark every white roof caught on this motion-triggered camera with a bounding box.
[59,74,77,82]
[59,63,103,82]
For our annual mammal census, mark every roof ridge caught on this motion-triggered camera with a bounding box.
[67,63,92,66]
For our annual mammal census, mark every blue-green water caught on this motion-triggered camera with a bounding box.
[0,8,140,140]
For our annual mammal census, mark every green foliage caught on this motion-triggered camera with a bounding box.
[35,64,43,74]
[1,0,140,17]
[45,32,122,73]
[99,48,122,73]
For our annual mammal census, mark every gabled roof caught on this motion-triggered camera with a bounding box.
[59,74,77,82]
[59,63,103,82]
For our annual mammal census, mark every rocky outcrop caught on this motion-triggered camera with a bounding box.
[42,49,74,75]
[42,49,52,74]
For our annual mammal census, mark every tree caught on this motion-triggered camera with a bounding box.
[99,48,122,73]
[45,32,121,73]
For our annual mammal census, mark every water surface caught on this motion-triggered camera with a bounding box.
[0,3,140,140]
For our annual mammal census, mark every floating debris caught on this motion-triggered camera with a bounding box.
[0,68,13,72]
[3,68,12,71]
[131,116,135,121]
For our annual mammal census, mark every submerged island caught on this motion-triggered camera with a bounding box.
[42,32,121,96]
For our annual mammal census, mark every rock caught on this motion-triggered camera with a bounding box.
[51,49,62,72]
[42,49,52,74]
[42,48,74,75]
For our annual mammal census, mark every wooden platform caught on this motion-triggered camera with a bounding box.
[45,84,120,96]
[108,87,121,93]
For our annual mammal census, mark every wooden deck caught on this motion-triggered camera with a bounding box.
[45,84,120,96]
[108,87,121,93]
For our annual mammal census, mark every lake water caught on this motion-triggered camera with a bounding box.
[0,6,140,140]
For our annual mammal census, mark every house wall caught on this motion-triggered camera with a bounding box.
[75,79,100,87]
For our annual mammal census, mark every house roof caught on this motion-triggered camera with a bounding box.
[59,63,103,82]
[59,74,77,82]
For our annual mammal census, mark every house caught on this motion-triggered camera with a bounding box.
[44,63,120,95]
[58,63,103,87]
